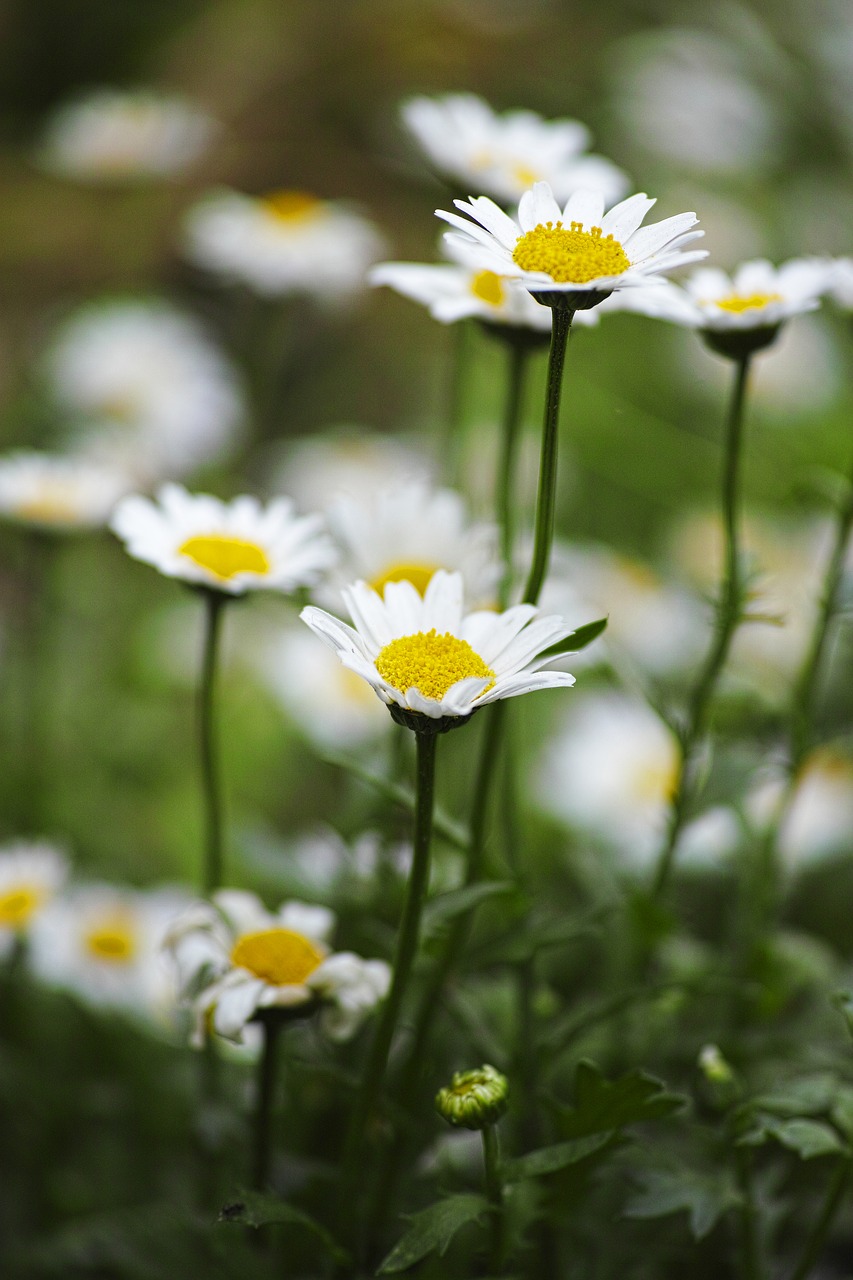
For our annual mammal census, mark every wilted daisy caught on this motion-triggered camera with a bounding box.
[184,188,386,302]
[164,890,391,1044]
[110,483,336,597]
[437,183,705,306]
[401,93,629,206]
[38,88,218,182]
[301,569,576,729]
[0,841,68,958]
[45,300,243,482]
[0,452,129,531]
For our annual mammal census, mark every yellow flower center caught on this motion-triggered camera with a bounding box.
[512,165,540,189]
[375,629,495,702]
[470,270,505,307]
[512,221,630,284]
[14,491,80,525]
[370,561,441,597]
[262,190,323,223]
[178,534,271,581]
[85,918,138,964]
[231,928,325,985]
[0,885,45,929]
[632,756,679,804]
[714,292,783,314]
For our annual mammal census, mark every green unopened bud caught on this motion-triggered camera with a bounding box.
[435,1064,509,1130]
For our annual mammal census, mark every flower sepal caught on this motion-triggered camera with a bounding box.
[436,1064,509,1129]
[702,324,781,360]
[251,1000,320,1030]
[387,703,476,736]
[531,287,613,312]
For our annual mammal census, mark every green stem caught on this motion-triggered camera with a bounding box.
[198,590,226,895]
[523,304,573,606]
[736,1145,764,1280]
[446,321,471,487]
[652,353,752,899]
[497,340,530,608]
[787,1157,851,1280]
[482,1125,505,1274]
[252,1014,283,1190]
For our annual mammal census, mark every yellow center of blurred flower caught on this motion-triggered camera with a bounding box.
[714,292,782,314]
[470,270,505,307]
[0,885,44,929]
[262,190,323,223]
[179,534,271,580]
[632,755,679,804]
[14,491,80,525]
[85,918,138,964]
[375,630,495,702]
[370,562,441,597]
[513,165,540,189]
[231,928,325,985]
[512,222,630,284]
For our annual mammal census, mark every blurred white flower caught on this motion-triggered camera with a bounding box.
[184,189,386,302]
[38,89,218,182]
[46,300,244,482]
[0,841,68,959]
[825,257,853,310]
[748,749,853,869]
[0,452,129,531]
[401,93,629,206]
[273,430,433,516]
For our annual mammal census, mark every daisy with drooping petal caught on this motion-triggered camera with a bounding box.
[301,569,576,729]
[401,93,629,206]
[164,890,390,1045]
[0,841,68,959]
[110,483,336,597]
[183,188,386,302]
[0,452,130,531]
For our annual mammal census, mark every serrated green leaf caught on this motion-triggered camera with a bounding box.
[556,1061,685,1138]
[218,1191,349,1263]
[422,881,515,938]
[502,1131,613,1183]
[625,1166,742,1239]
[540,617,607,660]
[738,1116,846,1160]
[378,1193,490,1273]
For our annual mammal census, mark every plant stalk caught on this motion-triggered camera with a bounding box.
[198,589,226,895]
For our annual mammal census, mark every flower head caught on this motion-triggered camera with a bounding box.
[0,841,68,958]
[437,182,705,305]
[402,93,629,206]
[300,569,576,731]
[111,483,336,596]
[435,1064,509,1129]
[164,890,390,1044]
[0,452,129,531]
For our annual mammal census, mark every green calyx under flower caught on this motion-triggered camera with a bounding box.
[702,324,782,360]
[435,1063,509,1129]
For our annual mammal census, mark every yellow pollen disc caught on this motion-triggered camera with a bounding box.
[632,757,679,804]
[96,393,140,422]
[262,190,322,223]
[178,534,271,581]
[513,165,539,189]
[0,885,44,929]
[15,492,80,525]
[231,928,325,986]
[85,918,138,964]
[370,561,441,597]
[714,292,783,314]
[512,221,630,284]
[470,270,505,307]
[375,629,495,702]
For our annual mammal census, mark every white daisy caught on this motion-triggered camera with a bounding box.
[45,299,244,482]
[164,890,390,1044]
[0,841,68,959]
[183,188,386,302]
[300,569,576,728]
[29,883,190,1021]
[749,750,853,870]
[436,182,706,303]
[38,88,218,182]
[0,452,129,531]
[110,483,336,596]
[401,93,629,206]
[273,429,433,516]
[825,257,853,310]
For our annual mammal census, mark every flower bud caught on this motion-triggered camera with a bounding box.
[435,1064,509,1130]
[698,1043,741,1108]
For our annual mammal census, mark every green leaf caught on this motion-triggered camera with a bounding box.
[556,1061,685,1138]
[747,1073,838,1118]
[502,1132,614,1183]
[378,1193,490,1273]
[540,617,607,660]
[625,1166,742,1239]
[218,1192,349,1264]
[422,881,515,938]
[738,1116,847,1160]
[473,909,605,967]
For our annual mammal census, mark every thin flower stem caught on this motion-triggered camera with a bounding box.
[787,1157,851,1280]
[198,589,226,895]
[482,1124,505,1274]
[252,1014,283,1190]
[497,339,530,608]
[446,321,471,487]
[652,353,752,899]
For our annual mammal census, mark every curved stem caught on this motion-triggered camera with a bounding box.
[482,1125,505,1274]
[652,353,752,899]
[787,1157,851,1280]
[497,340,530,608]
[252,1014,283,1190]
[198,590,226,895]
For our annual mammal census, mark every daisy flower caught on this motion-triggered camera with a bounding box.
[45,299,244,482]
[110,483,336,596]
[401,93,629,206]
[38,88,218,182]
[824,257,853,311]
[183,188,386,302]
[0,841,68,959]
[0,452,129,531]
[748,750,853,870]
[436,182,705,307]
[273,429,433,516]
[164,890,391,1044]
[300,569,576,731]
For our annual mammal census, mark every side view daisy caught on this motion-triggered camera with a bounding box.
[0,841,68,958]
[0,452,130,532]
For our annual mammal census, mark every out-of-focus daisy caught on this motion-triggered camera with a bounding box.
[45,299,244,482]
[111,483,336,597]
[273,430,433,516]
[301,569,575,729]
[825,257,853,310]
[38,89,218,182]
[401,93,629,206]
[0,841,68,959]
[749,750,853,870]
[164,890,391,1044]
[29,884,189,1020]
[0,452,129,531]
[437,183,705,305]
[183,188,386,302]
